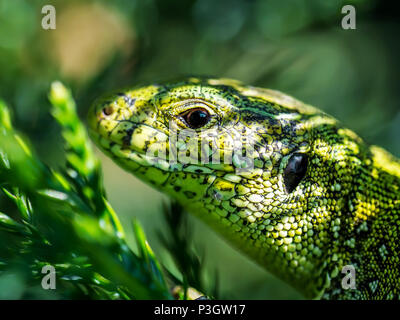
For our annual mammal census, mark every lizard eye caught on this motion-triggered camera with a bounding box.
[283,153,308,193]
[181,108,211,129]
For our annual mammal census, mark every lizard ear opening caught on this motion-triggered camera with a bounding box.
[283,153,308,193]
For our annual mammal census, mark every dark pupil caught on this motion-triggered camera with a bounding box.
[185,109,210,129]
[283,153,308,193]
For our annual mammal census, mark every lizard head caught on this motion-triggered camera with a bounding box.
[88,77,366,298]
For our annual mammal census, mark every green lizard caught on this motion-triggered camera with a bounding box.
[87,77,400,299]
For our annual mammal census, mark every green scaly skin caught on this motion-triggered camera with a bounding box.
[87,78,400,299]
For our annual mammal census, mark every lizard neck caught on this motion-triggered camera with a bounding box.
[172,141,400,299]
[322,145,400,299]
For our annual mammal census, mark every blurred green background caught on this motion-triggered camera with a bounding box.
[0,0,399,299]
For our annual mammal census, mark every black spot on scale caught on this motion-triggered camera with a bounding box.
[143,140,151,152]
[174,186,181,192]
[124,97,136,107]
[246,114,268,122]
[220,186,233,192]
[282,120,298,136]
[122,128,134,147]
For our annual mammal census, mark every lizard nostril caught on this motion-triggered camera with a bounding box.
[102,106,114,116]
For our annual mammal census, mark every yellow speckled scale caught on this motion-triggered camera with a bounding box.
[88,78,400,299]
